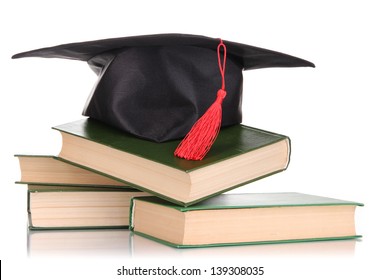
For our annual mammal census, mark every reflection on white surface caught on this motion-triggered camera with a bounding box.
[27,228,359,258]
[28,229,132,257]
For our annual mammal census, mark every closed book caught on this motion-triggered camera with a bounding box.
[53,118,290,206]
[28,185,149,230]
[16,154,127,187]
[129,192,363,248]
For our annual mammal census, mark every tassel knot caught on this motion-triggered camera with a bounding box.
[174,39,228,160]
[216,89,227,104]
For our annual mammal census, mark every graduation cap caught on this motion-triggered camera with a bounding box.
[12,33,314,160]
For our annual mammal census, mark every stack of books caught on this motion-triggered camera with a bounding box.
[16,118,363,248]
[13,33,362,249]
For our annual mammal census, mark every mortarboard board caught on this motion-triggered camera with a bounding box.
[12,33,314,160]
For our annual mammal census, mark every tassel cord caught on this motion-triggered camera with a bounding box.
[174,39,227,160]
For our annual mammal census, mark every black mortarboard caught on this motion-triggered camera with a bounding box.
[13,33,314,160]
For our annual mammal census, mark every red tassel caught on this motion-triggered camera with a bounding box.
[174,39,227,160]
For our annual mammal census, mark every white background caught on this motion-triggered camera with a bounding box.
[1,0,379,279]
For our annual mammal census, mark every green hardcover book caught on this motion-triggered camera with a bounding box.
[28,185,150,230]
[129,192,363,248]
[16,154,127,187]
[53,118,291,206]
